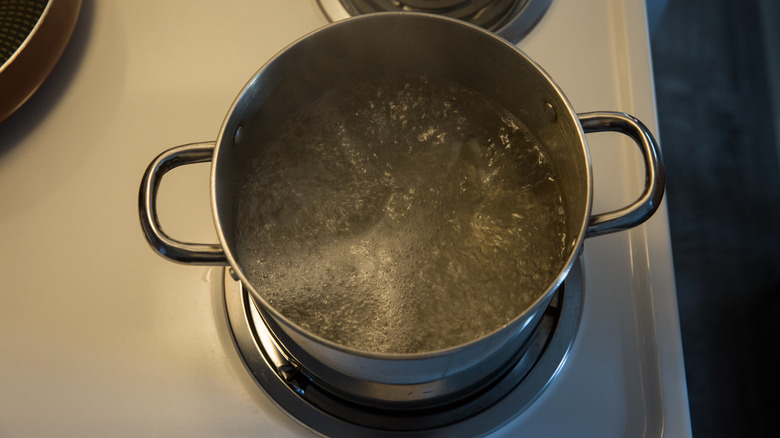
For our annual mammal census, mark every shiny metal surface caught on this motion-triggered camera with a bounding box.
[316,0,552,43]
[139,142,227,265]
[138,12,664,404]
[224,259,583,436]
[210,12,583,392]
[259,302,546,406]
[579,112,665,236]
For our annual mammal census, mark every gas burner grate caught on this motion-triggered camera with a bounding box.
[317,0,552,43]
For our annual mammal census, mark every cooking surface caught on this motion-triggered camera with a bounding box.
[0,1,689,436]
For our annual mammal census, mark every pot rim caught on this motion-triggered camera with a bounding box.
[210,12,592,361]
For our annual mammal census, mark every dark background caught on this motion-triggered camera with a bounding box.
[649,0,780,435]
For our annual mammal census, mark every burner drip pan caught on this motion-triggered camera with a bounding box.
[316,0,552,43]
[223,259,583,436]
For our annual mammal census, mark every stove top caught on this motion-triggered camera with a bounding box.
[0,1,690,436]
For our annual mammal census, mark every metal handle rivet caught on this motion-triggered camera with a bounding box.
[234,125,244,146]
[545,102,557,122]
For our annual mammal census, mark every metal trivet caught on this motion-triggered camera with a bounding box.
[316,0,552,43]
[223,259,582,437]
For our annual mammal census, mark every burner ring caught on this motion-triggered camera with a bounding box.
[317,0,552,43]
[223,259,583,436]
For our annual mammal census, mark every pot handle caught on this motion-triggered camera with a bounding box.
[579,112,665,237]
[139,142,228,265]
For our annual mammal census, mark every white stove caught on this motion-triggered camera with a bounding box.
[0,1,691,436]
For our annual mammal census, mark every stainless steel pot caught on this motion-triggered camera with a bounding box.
[139,13,664,406]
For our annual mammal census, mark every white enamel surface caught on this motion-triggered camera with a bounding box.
[0,1,689,436]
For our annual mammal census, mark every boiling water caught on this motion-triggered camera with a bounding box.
[234,76,568,354]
